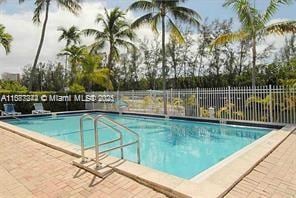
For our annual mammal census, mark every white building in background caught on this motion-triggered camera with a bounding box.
[1,72,21,81]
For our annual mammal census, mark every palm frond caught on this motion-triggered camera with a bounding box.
[57,0,81,15]
[88,40,106,54]
[0,24,13,54]
[115,28,135,40]
[210,31,250,49]
[167,18,185,44]
[131,13,154,29]
[131,12,161,34]
[128,0,155,12]
[112,46,120,61]
[95,13,108,28]
[82,29,102,37]
[57,25,81,46]
[116,39,136,50]
[32,0,45,24]
[263,0,294,23]
[223,0,259,30]
[265,20,296,35]
[170,6,201,27]
[57,26,67,42]
[147,13,160,34]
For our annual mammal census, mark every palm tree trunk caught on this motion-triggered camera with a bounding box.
[64,54,68,90]
[32,0,50,81]
[107,42,113,91]
[239,41,244,75]
[161,12,167,115]
[107,43,113,71]
[251,35,256,87]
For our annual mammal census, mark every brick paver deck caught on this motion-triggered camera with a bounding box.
[225,132,296,198]
[0,129,166,198]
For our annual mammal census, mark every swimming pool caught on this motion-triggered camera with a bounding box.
[5,113,271,179]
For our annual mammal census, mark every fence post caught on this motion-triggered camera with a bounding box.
[178,90,181,112]
[92,91,95,110]
[132,90,135,109]
[116,90,119,112]
[228,86,232,120]
[104,90,106,110]
[269,84,273,123]
[196,87,199,117]
[170,88,173,115]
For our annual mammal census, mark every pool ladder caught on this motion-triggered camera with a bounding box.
[79,114,141,169]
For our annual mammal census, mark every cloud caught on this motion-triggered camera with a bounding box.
[0,2,292,75]
[0,1,157,74]
[0,1,106,74]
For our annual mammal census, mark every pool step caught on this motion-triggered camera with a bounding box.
[72,158,113,178]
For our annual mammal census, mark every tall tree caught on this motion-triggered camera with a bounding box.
[58,25,81,47]
[21,0,81,72]
[0,24,12,54]
[211,0,296,87]
[57,25,81,85]
[128,0,201,114]
[83,7,135,71]
[58,45,86,84]
[79,54,113,91]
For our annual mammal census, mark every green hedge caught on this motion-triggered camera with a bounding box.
[0,92,86,114]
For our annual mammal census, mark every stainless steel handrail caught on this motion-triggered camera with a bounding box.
[94,115,141,168]
[80,113,141,168]
[80,114,123,162]
[97,116,141,164]
[80,114,93,162]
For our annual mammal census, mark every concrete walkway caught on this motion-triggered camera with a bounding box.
[226,132,296,198]
[0,129,166,198]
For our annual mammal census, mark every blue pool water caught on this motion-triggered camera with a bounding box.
[5,113,271,179]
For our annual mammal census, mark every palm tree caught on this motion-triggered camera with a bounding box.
[57,25,81,84]
[83,7,135,71]
[58,45,86,84]
[0,24,13,54]
[20,0,81,71]
[79,54,113,91]
[211,0,296,87]
[128,0,201,114]
[58,25,81,47]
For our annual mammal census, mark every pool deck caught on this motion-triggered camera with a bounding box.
[1,129,296,198]
[226,131,296,198]
[0,114,295,197]
[0,128,295,198]
[0,128,166,198]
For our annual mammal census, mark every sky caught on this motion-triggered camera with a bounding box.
[0,0,295,74]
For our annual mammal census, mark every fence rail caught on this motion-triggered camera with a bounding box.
[86,85,296,124]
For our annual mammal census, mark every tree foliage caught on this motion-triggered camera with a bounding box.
[0,24,13,54]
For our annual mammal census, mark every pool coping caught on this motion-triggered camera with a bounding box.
[0,109,285,129]
[0,111,295,198]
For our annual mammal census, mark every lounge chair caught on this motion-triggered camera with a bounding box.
[1,104,21,116]
[32,103,51,114]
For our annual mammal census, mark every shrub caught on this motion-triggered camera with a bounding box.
[69,83,85,93]
[0,92,85,114]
